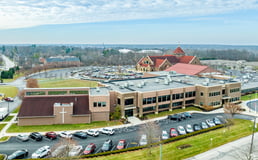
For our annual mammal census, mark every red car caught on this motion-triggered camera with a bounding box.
[170,128,178,137]
[116,139,126,150]
[45,132,57,140]
[4,97,14,102]
[83,143,96,155]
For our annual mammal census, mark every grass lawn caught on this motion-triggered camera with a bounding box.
[7,121,122,133]
[0,86,18,98]
[241,93,258,101]
[0,124,6,131]
[89,119,254,160]
[2,116,14,122]
[39,78,98,88]
[0,136,9,142]
[146,106,202,119]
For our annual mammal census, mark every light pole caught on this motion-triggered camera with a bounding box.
[159,136,162,160]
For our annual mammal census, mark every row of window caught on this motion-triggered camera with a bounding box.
[209,91,221,97]
[229,97,240,102]
[26,90,88,96]
[142,102,184,112]
[230,88,240,93]
[93,102,107,107]
[117,98,134,105]
[142,92,196,105]
[209,101,221,106]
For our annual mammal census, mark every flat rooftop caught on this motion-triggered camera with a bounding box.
[90,87,109,96]
[103,74,239,93]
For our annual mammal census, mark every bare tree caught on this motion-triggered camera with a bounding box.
[26,78,39,88]
[224,103,242,127]
[51,138,78,160]
[139,121,161,160]
[18,90,25,100]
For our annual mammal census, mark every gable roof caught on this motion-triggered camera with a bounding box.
[165,63,208,75]
[173,47,185,54]
[178,56,195,63]
[149,55,179,65]
[155,59,165,67]
[18,95,90,117]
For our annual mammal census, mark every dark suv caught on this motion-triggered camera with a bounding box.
[29,132,43,141]
[101,139,113,152]
[167,114,182,121]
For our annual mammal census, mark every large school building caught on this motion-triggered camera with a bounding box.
[18,72,241,126]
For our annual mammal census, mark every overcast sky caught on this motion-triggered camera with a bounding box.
[0,0,258,45]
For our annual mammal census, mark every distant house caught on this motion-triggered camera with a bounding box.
[42,56,81,67]
[136,47,201,72]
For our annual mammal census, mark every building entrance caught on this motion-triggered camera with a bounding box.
[125,109,134,117]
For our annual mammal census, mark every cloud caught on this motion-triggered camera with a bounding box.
[0,0,258,29]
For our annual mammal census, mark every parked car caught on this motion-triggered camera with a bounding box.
[8,149,28,160]
[101,139,113,152]
[73,131,87,139]
[86,129,99,137]
[31,146,50,158]
[116,139,126,150]
[183,112,192,118]
[99,127,115,135]
[179,113,186,119]
[177,126,186,135]
[59,131,72,139]
[83,143,96,155]
[206,119,216,127]
[4,97,14,102]
[139,134,148,146]
[185,124,194,133]
[193,124,201,131]
[201,122,209,129]
[213,117,222,125]
[16,134,29,142]
[45,132,57,140]
[51,145,67,157]
[169,128,178,137]
[29,132,43,141]
[68,145,83,157]
[161,130,169,140]
[167,114,182,121]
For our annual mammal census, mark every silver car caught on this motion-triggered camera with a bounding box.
[16,134,29,142]
[31,146,50,159]
[206,119,216,127]
[177,126,186,135]
[185,124,194,133]
[139,134,148,146]
[68,145,83,157]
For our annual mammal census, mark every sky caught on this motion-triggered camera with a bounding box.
[0,0,258,45]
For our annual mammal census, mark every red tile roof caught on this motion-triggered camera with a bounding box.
[18,95,90,117]
[165,63,208,75]
[149,55,178,65]
[155,59,165,67]
[173,47,185,54]
[179,56,195,63]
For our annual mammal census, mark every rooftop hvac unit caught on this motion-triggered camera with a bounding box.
[137,84,143,88]
[164,79,169,85]
[96,87,100,92]
[202,82,209,86]
[155,79,159,83]
[124,82,128,87]
[219,81,224,84]
[119,85,124,89]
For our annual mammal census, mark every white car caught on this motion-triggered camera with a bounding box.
[177,126,186,135]
[206,119,216,127]
[161,130,169,140]
[68,145,83,157]
[59,131,72,139]
[185,124,194,133]
[99,127,115,135]
[31,146,50,158]
[139,134,148,146]
[86,129,99,137]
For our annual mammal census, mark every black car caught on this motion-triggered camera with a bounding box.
[193,124,201,131]
[29,132,43,141]
[167,114,182,121]
[73,131,87,139]
[183,112,192,118]
[8,149,28,159]
[101,139,113,152]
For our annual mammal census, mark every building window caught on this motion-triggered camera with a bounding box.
[185,91,196,98]
[158,104,170,109]
[70,90,88,94]
[125,98,134,105]
[230,88,240,93]
[93,102,97,107]
[200,92,203,96]
[186,100,194,104]
[98,102,102,107]
[117,98,121,105]
[200,102,203,105]
[143,97,157,105]
[172,93,184,100]
[209,91,220,97]
[102,102,106,107]
[26,91,46,96]
[222,89,225,94]
[143,106,155,112]
[172,101,183,107]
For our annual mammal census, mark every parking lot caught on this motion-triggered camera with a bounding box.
[0,112,235,159]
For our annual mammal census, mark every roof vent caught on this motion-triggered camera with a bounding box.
[96,87,100,92]
[119,85,124,89]
[164,79,169,85]
[202,82,209,86]
[137,84,143,88]
[155,79,159,83]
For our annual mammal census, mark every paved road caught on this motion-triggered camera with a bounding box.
[0,113,227,158]
[0,54,15,70]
